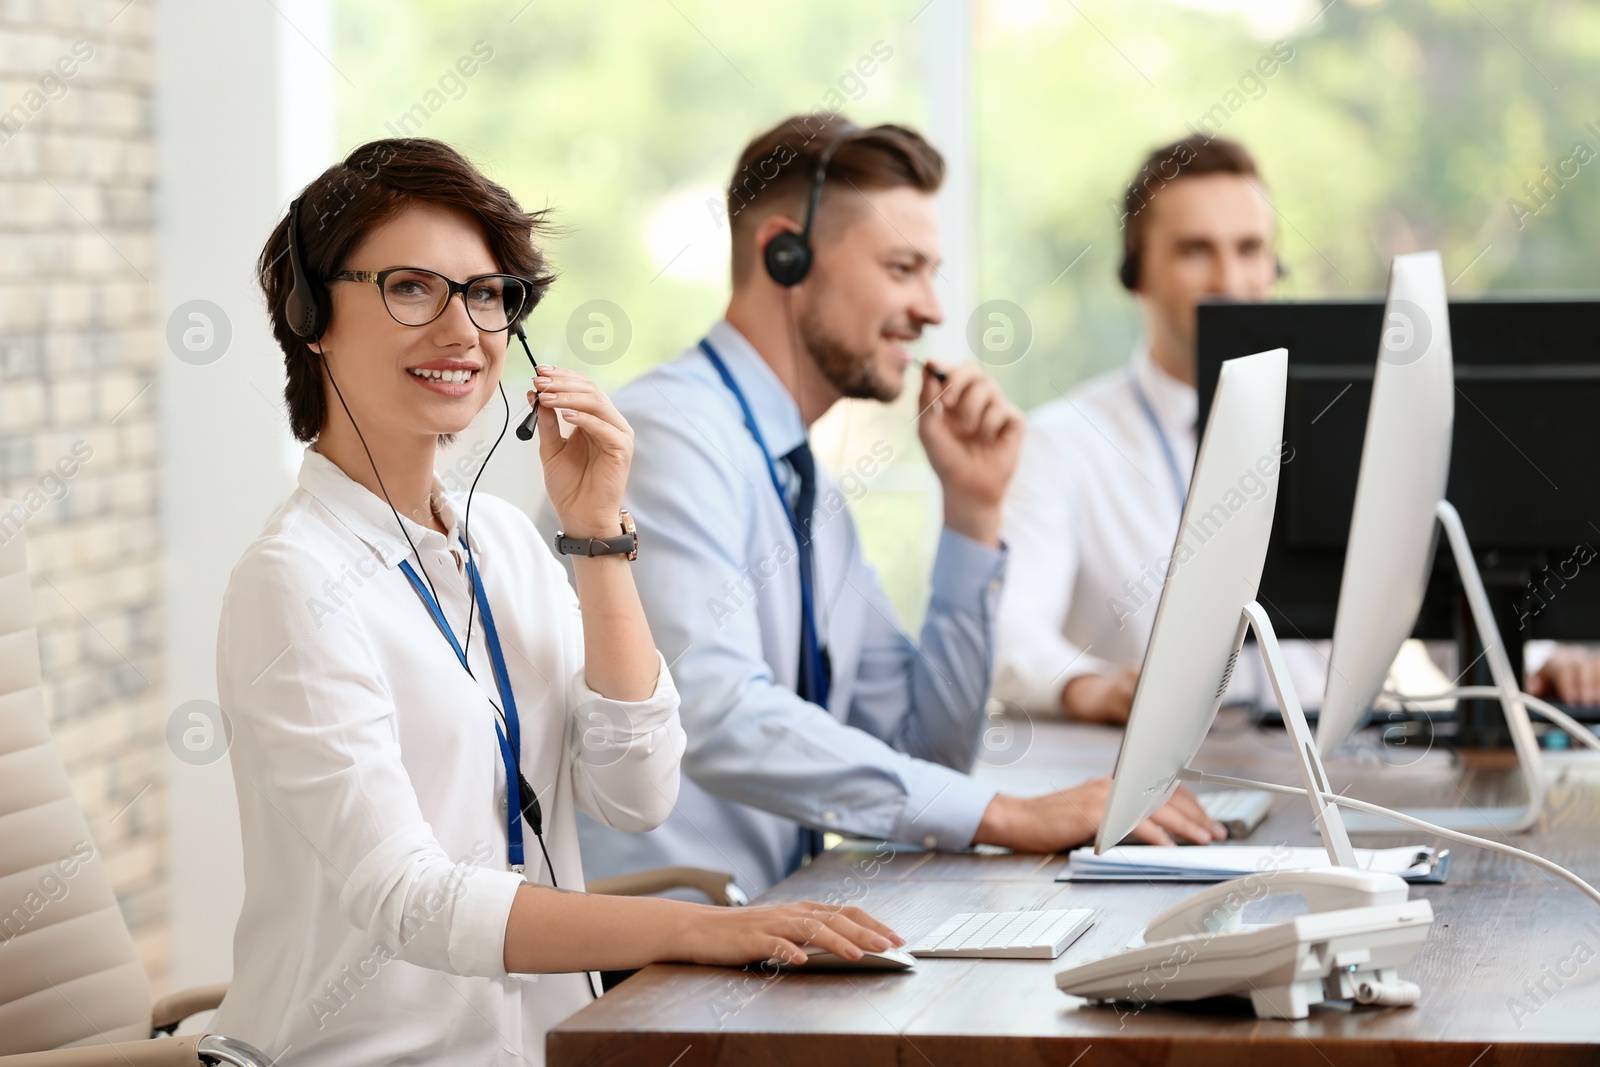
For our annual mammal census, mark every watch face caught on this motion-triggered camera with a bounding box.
[620,509,639,560]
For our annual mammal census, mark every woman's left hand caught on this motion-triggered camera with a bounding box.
[530,365,634,537]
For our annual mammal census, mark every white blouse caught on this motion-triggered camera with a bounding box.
[211,447,684,1066]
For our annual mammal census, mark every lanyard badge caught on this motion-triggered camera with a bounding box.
[399,545,533,871]
[699,338,831,709]
[1128,368,1189,514]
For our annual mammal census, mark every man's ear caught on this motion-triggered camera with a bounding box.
[754,214,804,254]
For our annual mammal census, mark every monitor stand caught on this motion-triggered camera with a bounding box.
[1340,500,1546,833]
[1196,602,1358,868]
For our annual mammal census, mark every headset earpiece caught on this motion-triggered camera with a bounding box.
[764,229,813,288]
[284,195,329,342]
[1118,248,1140,292]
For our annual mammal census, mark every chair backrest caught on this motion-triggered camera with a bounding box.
[0,504,152,1053]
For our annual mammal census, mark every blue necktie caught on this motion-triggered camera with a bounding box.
[784,441,830,862]
[783,441,829,708]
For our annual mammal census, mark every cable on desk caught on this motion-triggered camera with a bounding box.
[1176,768,1600,907]
[1378,686,1600,753]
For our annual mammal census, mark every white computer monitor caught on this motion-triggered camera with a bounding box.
[1316,251,1454,755]
[1096,348,1290,851]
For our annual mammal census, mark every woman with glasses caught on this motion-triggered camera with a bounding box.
[212,138,899,1067]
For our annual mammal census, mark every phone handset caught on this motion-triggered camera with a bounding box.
[1142,867,1410,944]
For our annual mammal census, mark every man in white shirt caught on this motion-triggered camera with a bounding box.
[997,134,1600,724]
[572,117,1221,904]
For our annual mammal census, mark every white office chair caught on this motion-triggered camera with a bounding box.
[0,506,269,1066]
[586,866,746,906]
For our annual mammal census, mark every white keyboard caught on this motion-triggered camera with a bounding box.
[1200,789,1273,838]
[908,907,1096,959]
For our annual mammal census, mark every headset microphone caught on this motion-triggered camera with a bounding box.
[512,321,541,441]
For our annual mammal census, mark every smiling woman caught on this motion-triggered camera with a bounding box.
[216,138,902,1067]
[258,139,555,449]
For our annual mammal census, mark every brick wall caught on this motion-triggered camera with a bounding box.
[0,0,166,993]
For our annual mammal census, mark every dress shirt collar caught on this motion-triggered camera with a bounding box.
[297,445,470,569]
[1131,340,1199,444]
[703,318,809,460]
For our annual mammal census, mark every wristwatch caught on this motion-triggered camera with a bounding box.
[553,509,638,560]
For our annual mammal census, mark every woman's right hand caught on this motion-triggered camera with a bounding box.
[678,901,903,967]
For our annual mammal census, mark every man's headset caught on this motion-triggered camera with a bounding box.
[1115,184,1287,291]
[762,123,879,288]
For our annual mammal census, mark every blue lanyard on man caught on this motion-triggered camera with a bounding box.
[398,544,531,872]
[1128,367,1189,513]
[699,338,832,710]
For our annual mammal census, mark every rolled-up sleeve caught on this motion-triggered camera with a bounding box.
[220,539,525,979]
[566,647,686,832]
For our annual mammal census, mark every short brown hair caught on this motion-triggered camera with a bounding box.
[726,115,944,283]
[1117,135,1263,290]
[259,138,556,442]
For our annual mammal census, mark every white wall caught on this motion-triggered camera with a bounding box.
[155,0,334,992]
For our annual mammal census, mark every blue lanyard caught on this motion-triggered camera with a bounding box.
[698,338,829,709]
[398,544,528,871]
[1127,368,1188,513]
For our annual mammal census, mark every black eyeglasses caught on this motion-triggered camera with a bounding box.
[331,267,533,333]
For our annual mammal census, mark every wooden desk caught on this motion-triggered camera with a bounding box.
[550,718,1600,1065]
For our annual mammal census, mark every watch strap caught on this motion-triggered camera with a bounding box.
[554,510,638,559]
[554,531,635,557]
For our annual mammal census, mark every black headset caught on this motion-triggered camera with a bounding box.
[1116,235,1145,292]
[1116,186,1287,291]
[762,123,867,288]
[284,196,331,342]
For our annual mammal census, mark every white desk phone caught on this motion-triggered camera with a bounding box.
[1055,865,1432,1019]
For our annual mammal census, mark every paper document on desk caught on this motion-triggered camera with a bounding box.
[1057,845,1450,884]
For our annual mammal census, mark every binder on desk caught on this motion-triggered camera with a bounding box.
[1057,844,1451,884]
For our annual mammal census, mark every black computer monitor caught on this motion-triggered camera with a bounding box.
[1196,298,1600,744]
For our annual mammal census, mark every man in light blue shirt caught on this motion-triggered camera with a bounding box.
[574,116,1218,901]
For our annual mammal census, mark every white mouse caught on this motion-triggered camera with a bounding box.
[784,945,916,972]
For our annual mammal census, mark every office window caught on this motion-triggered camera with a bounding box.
[334,1,1600,632]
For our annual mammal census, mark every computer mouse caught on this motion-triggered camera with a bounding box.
[783,945,916,972]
